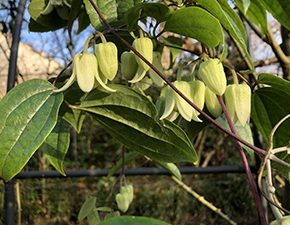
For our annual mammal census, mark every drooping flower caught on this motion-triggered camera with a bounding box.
[121,51,138,80]
[95,40,118,81]
[224,82,251,126]
[54,35,116,93]
[198,58,227,96]
[159,80,205,122]
[205,87,222,118]
[129,33,153,83]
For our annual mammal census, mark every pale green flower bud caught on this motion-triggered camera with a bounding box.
[133,36,153,72]
[191,80,205,119]
[75,53,97,93]
[121,51,138,80]
[174,80,205,122]
[225,83,251,126]
[205,87,222,117]
[95,42,118,81]
[121,184,134,204]
[198,58,227,96]
[235,83,251,126]
[115,193,130,213]
[174,81,195,122]
[159,86,176,120]
[159,81,205,122]
[270,216,290,225]
[225,84,237,122]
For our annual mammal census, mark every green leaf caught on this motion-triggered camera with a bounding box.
[77,84,198,164]
[216,117,254,157]
[235,0,267,35]
[42,118,70,176]
[0,80,63,181]
[217,0,247,42]
[153,161,182,180]
[63,106,86,133]
[68,0,83,32]
[78,197,97,221]
[77,10,91,34]
[260,0,290,30]
[251,94,273,144]
[83,0,118,30]
[88,209,100,225]
[252,87,290,147]
[98,216,171,225]
[196,0,253,68]
[125,2,171,29]
[116,0,134,20]
[257,73,290,92]
[28,0,67,31]
[28,18,52,32]
[164,6,223,48]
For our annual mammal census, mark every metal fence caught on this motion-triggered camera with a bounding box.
[2,1,258,225]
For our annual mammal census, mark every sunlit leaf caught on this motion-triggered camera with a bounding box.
[0,80,63,181]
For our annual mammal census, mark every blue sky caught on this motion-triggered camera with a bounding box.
[0,0,92,65]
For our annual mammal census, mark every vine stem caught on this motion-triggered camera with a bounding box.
[86,0,266,156]
[217,96,267,225]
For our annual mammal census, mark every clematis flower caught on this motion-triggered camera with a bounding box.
[159,80,205,122]
[198,58,227,96]
[224,82,251,126]
[54,52,116,93]
[205,87,222,118]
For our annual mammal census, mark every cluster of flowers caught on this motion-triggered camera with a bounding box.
[55,32,156,93]
[159,58,251,126]
[54,33,118,93]
[55,31,251,126]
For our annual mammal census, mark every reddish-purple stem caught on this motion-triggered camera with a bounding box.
[217,96,267,225]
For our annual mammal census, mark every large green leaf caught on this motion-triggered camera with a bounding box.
[98,216,170,225]
[260,0,290,30]
[164,7,223,48]
[198,0,253,68]
[42,118,70,176]
[235,0,267,35]
[0,80,63,181]
[252,88,290,147]
[253,73,290,146]
[77,85,198,164]
[197,0,247,42]
[257,73,290,91]
[125,2,171,29]
[28,0,67,31]
[83,0,118,30]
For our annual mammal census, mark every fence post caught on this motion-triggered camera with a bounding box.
[4,181,16,225]
[4,0,27,224]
